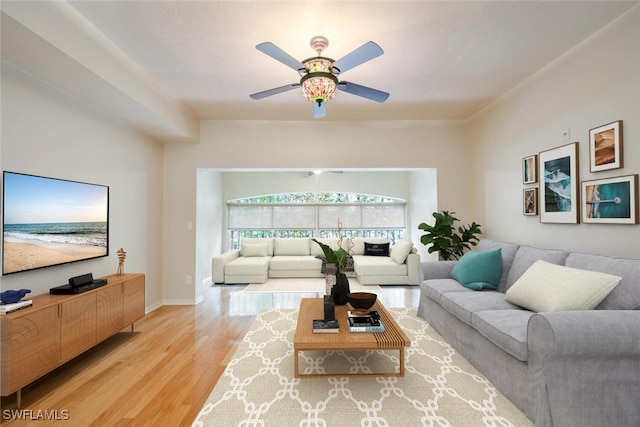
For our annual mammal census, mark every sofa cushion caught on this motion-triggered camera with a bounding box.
[472,310,534,362]
[225,256,270,276]
[310,238,341,257]
[364,242,390,256]
[564,253,640,310]
[241,243,269,257]
[505,245,569,291]
[390,241,413,264]
[274,238,310,256]
[351,237,388,255]
[240,238,274,256]
[505,260,621,312]
[475,239,519,292]
[421,279,472,303]
[440,291,523,325]
[269,256,322,271]
[450,249,503,290]
[352,255,407,276]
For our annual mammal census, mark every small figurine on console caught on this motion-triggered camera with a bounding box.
[117,248,127,275]
[1,289,31,304]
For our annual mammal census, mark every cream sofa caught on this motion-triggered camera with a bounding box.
[212,237,420,285]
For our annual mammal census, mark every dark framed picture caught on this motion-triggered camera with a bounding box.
[522,155,537,184]
[582,174,638,224]
[523,188,538,216]
[539,142,579,223]
[589,120,623,172]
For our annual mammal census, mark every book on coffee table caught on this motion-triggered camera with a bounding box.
[347,311,384,333]
[312,319,340,333]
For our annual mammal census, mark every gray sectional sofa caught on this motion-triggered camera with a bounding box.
[417,239,640,427]
[212,237,420,285]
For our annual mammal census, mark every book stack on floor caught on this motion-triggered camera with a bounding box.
[0,300,33,314]
[347,310,384,333]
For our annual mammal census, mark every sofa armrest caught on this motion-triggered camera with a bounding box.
[211,249,240,283]
[529,310,640,358]
[528,310,640,426]
[420,261,457,280]
[406,253,421,285]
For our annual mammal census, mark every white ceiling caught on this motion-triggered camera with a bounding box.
[2,1,638,131]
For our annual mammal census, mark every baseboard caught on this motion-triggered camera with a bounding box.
[145,300,164,314]
[162,298,200,306]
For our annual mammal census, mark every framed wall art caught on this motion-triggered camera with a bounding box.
[581,174,638,224]
[539,142,579,223]
[523,188,538,216]
[589,120,623,172]
[522,155,537,184]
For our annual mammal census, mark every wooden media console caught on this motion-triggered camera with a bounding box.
[1,273,145,406]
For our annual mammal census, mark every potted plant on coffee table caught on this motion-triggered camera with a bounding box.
[312,229,352,305]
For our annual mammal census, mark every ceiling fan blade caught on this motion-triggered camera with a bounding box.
[256,42,305,72]
[313,101,326,119]
[338,81,389,103]
[332,41,383,74]
[250,83,300,100]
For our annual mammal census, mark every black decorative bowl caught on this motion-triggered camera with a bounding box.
[347,292,377,312]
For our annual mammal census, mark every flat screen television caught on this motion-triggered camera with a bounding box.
[2,171,109,275]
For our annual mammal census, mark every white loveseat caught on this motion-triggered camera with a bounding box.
[212,237,420,285]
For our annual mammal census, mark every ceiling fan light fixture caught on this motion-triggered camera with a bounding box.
[300,72,338,104]
[300,57,338,104]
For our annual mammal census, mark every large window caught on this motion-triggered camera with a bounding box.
[227,192,405,249]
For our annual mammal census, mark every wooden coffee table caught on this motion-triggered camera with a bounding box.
[293,297,410,378]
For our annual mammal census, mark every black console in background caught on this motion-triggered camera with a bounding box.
[50,273,108,295]
[68,273,95,287]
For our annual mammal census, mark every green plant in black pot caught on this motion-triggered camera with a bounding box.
[418,210,482,261]
[311,237,351,305]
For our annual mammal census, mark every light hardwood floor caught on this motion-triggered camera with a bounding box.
[0,284,419,426]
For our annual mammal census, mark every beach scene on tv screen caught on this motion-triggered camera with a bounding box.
[3,173,108,274]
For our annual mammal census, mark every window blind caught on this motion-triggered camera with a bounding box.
[228,203,405,230]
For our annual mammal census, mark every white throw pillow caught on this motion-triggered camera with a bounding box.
[242,243,269,257]
[505,260,621,312]
[390,241,413,264]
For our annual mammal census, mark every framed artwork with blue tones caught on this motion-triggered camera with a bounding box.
[539,142,579,224]
[582,174,638,224]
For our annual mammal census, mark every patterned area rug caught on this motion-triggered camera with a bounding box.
[192,308,533,427]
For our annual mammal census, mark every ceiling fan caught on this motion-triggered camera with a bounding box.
[249,36,389,119]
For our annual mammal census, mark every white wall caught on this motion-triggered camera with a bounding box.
[468,7,640,258]
[409,169,439,261]
[196,169,223,297]
[0,63,165,309]
[164,120,469,302]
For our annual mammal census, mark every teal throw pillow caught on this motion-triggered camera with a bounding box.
[450,249,503,290]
